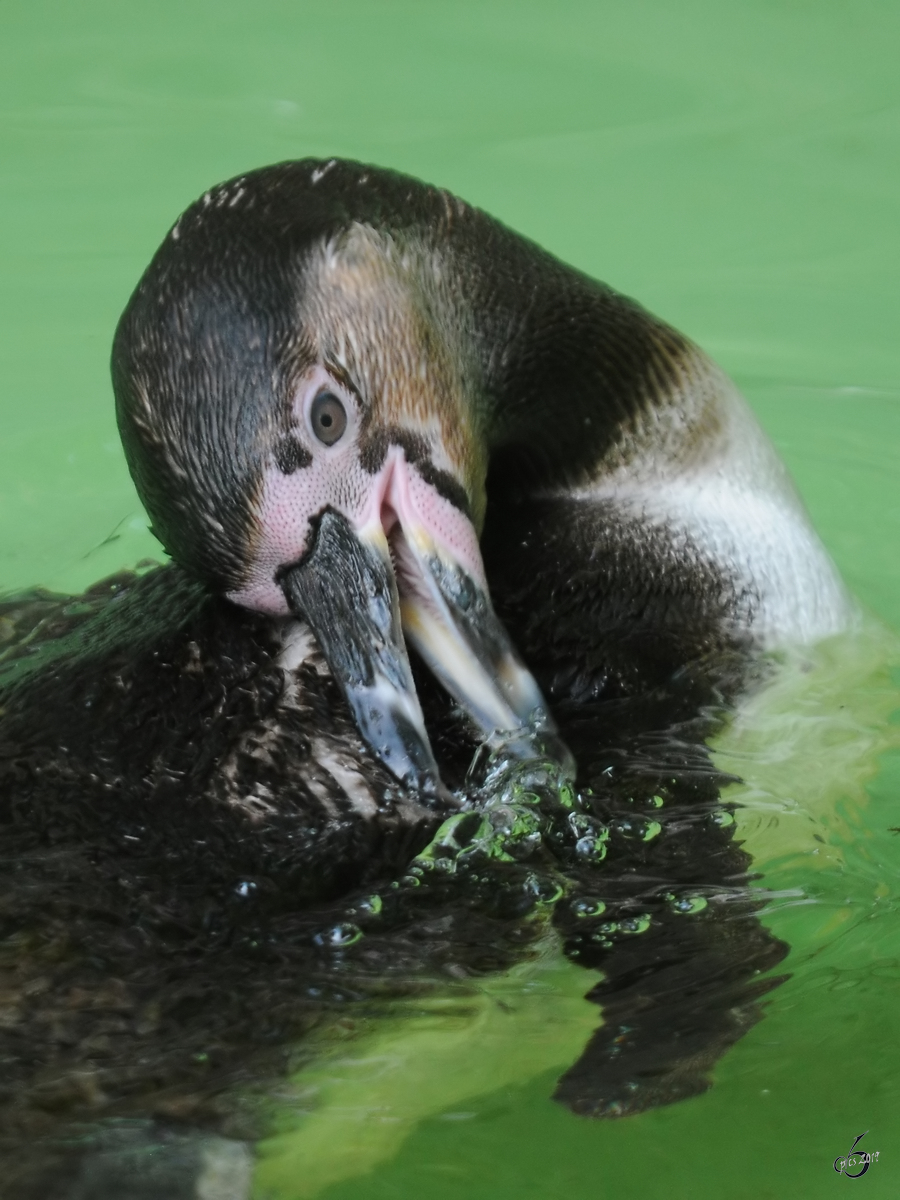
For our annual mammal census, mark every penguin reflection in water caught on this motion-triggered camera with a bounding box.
[0,161,852,1190]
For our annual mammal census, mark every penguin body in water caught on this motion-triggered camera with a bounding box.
[0,158,846,1191]
[0,563,788,1189]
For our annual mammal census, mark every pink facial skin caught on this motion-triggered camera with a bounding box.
[227,365,485,615]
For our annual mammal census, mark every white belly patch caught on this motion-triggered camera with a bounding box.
[568,377,855,648]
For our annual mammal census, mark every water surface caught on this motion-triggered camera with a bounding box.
[1,2,899,1197]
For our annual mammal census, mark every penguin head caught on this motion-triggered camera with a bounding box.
[113,160,570,800]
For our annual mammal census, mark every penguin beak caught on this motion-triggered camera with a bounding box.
[277,452,573,801]
[389,513,571,773]
[278,508,451,803]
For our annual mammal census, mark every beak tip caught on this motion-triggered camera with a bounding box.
[476,697,577,779]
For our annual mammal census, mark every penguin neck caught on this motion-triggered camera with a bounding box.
[461,237,695,500]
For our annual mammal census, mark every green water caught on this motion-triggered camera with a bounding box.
[2,2,899,1197]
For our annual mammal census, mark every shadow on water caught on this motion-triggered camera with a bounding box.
[0,557,835,1199]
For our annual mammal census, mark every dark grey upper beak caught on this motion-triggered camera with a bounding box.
[278,509,450,805]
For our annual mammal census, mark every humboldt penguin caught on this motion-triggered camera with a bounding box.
[0,160,844,1183]
[110,156,851,802]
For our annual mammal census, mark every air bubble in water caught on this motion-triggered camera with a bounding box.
[524,873,565,905]
[575,835,608,861]
[314,922,363,948]
[619,914,652,934]
[666,893,708,915]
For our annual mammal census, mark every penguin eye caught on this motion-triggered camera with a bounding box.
[310,390,348,446]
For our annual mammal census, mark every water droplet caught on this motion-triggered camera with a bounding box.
[487,805,517,835]
[575,835,608,861]
[641,820,662,842]
[557,782,576,809]
[460,803,543,860]
[572,897,607,918]
[711,810,735,828]
[568,812,610,854]
[496,784,541,808]
[510,762,558,792]
[648,795,664,809]
[668,894,708,915]
[619,914,652,935]
[357,894,383,916]
[524,873,565,905]
[588,930,614,946]
[314,922,363,948]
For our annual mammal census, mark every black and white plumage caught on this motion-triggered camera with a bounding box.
[111,157,851,796]
[0,158,843,1190]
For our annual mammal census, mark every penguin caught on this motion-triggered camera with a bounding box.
[0,157,835,1185]
[110,156,853,800]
